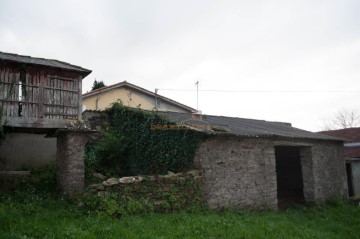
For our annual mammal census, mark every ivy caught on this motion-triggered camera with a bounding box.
[86,102,209,176]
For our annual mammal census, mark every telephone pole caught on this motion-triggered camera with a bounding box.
[195,80,199,112]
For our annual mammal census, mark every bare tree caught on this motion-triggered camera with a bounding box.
[323,108,360,130]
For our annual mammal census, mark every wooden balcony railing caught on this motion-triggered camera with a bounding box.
[0,68,82,128]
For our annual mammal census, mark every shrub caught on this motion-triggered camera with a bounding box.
[85,131,127,176]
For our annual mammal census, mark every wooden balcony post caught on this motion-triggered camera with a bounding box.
[38,74,44,118]
[78,76,83,120]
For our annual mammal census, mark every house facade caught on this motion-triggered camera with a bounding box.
[82,81,196,113]
[319,128,360,196]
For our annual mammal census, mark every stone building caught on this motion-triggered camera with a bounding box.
[160,111,348,210]
[84,110,348,210]
[319,128,360,197]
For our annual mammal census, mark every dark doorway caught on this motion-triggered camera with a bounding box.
[275,146,305,209]
[346,163,354,196]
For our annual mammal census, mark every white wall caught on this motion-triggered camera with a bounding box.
[0,133,56,170]
[352,161,360,195]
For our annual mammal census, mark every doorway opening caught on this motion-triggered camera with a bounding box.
[346,163,354,196]
[275,146,305,209]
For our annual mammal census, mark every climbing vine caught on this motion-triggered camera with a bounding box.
[86,102,209,176]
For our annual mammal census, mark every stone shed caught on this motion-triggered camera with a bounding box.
[159,112,348,210]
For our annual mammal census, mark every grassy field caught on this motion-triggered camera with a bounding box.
[1,194,360,239]
[1,167,359,239]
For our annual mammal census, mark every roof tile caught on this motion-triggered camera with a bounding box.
[159,111,342,141]
[318,128,360,141]
[0,51,91,75]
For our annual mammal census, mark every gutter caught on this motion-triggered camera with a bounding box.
[344,142,360,148]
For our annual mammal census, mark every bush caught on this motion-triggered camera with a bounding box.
[85,131,127,176]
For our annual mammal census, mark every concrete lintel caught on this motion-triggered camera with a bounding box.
[274,141,313,147]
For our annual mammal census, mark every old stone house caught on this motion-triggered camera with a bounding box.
[84,109,348,210]
[158,111,348,209]
[82,81,196,113]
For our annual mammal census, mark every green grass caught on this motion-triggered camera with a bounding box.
[1,194,360,239]
[1,166,359,238]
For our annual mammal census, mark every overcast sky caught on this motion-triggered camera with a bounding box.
[1,0,359,131]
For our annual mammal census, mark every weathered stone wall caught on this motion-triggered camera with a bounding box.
[86,170,204,211]
[194,136,278,210]
[311,141,348,201]
[56,130,91,195]
[299,147,315,202]
[82,111,347,209]
[82,110,109,131]
[195,135,347,210]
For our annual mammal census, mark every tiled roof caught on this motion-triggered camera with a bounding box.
[0,51,91,75]
[158,111,342,141]
[319,128,360,158]
[83,81,196,113]
[318,128,360,142]
[344,148,360,158]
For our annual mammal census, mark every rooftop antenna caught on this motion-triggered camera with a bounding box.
[155,88,158,109]
[195,80,199,112]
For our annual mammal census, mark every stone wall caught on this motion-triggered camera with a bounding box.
[194,135,347,210]
[299,147,315,202]
[83,111,347,210]
[82,110,109,131]
[194,136,278,210]
[86,170,204,212]
[56,130,92,195]
[311,141,348,201]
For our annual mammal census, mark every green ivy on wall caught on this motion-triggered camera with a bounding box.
[86,102,209,176]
